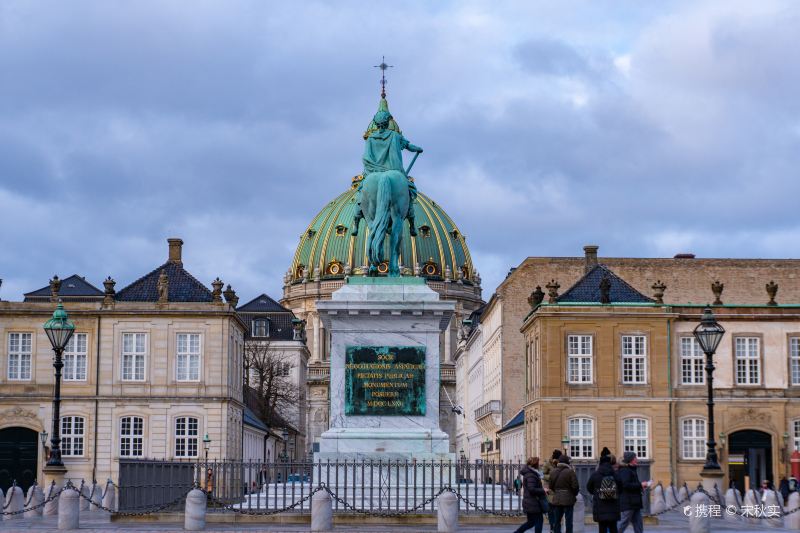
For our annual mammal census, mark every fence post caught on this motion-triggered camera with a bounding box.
[786,491,800,530]
[688,490,710,533]
[572,493,586,533]
[101,479,116,512]
[89,481,102,512]
[678,483,689,503]
[58,486,80,530]
[184,488,206,531]
[723,487,741,522]
[763,489,783,527]
[650,483,666,514]
[665,483,678,508]
[311,488,332,532]
[25,483,45,518]
[437,491,458,533]
[44,481,60,516]
[743,489,759,525]
[79,482,90,511]
[3,483,24,520]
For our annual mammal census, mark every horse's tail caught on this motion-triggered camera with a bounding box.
[369,174,392,263]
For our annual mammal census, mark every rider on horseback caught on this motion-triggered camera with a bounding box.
[352,109,423,236]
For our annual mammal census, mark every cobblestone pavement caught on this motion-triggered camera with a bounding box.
[0,513,794,532]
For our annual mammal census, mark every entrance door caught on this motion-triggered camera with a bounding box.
[728,430,772,494]
[0,427,38,493]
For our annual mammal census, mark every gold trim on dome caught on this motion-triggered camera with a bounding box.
[317,190,353,275]
[414,195,447,273]
[419,194,457,275]
[436,205,474,280]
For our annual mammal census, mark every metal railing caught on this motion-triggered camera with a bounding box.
[474,400,501,420]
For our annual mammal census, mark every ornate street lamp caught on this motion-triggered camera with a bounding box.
[203,433,211,462]
[42,302,75,470]
[40,430,48,448]
[561,435,570,456]
[693,306,725,471]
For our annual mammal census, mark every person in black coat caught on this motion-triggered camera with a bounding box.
[514,457,547,533]
[617,451,644,533]
[587,454,621,533]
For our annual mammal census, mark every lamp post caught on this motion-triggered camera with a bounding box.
[561,435,570,456]
[693,306,725,474]
[40,430,48,449]
[203,433,211,462]
[42,302,75,480]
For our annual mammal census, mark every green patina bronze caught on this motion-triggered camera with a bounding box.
[347,276,425,286]
[345,345,426,416]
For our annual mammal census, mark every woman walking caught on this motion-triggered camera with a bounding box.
[587,453,621,533]
[514,457,548,533]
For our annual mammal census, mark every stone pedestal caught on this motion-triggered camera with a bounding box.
[315,277,455,462]
[699,469,724,497]
[43,464,67,489]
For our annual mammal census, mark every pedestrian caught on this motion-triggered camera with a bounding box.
[514,475,522,495]
[617,451,645,533]
[513,457,548,533]
[543,449,562,531]
[588,452,621,533]
[780,477,790,505]
[550,455,580,533]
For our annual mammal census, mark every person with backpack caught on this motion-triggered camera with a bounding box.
[513,457,548,533]
[587,453,622,533]
[543,449,562,531]
[617,451,645,533]
[550,455,580,533]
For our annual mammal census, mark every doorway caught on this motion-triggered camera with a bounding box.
[728,429,772,494]
[0,427,38,493]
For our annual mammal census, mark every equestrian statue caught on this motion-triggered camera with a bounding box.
[351,108,423,277]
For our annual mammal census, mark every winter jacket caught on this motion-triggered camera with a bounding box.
[519,466,547,514]
[549,463,579,506]
[617,464,643,511]
[586,463,621,522]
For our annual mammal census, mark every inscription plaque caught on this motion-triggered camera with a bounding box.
[345,345,426,416]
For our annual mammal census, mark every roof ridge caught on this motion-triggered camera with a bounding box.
[116,261,212,302]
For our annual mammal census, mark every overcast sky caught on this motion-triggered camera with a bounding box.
[2,1,799,302]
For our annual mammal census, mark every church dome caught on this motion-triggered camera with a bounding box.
[288,175,476,284]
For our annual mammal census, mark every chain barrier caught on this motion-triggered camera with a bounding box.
[74,481,193,517]
[321,484,452,517]
[203,486,323,516]
[445,487,524,517]
[0,484,65,517]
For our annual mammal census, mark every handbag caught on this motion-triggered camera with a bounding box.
[538,495,550,513]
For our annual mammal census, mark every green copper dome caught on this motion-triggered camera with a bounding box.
[289,175,475,284]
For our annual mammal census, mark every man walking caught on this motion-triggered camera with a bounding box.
[543,450,562,531]
[617,451,645,533]
[550,455,580,533]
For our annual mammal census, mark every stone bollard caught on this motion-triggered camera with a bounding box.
[572,494,586,533]
[785,491,800,530]
[651,484,666,515]
[3,484,24,520]
[437,491,458,533]
[101,480,116,512]
[311,489,333,532]
[184,488,207,531]
[79,483,90,511]
[58,487,80,530]
[763,489,783,527]
[689,490,710,533]
[743,489,759,525]
[44,481,60,516]
[724,488,741,522]
[25,483,45,518]
[89,481,102,512]
[665,483,678,508]
[678,484,689,504]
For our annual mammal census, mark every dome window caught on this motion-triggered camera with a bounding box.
[419,225,431,238]
[461,265,470,280]
[306,229,316,239]
[422,259,439,277]
[450,230,459,240]
[252,318,269,338]
[377,261,390,274]
[295,264,306,279]
[335,225,347,237]
[326,260,344,276]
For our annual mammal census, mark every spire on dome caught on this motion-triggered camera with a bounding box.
[363,56,402,139]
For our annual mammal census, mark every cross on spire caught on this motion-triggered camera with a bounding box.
[374,56,393,98]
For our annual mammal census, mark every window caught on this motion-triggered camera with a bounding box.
[121,333,146,381]
[791,338,800,386]
[7,332,32,380]
[735,337,760,385]
[61,416,85,456]
[680,337,704,385]
[176,333,201,381]
[252,319,269,338]
[175,417,198,458]
[622,335,647,384]
[64,333,88,381]
[568,417,594,459]
[120,416,144,457]
[681,418,706,460]
[623,418,648,459]
[567,335,592,383]
[794,420,800,453]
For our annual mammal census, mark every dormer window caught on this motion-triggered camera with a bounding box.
[252,319,269,338]
[419,225,431,238]
[335,225,347,236]
[450,230,459,239]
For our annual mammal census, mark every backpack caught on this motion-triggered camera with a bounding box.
[598,475,618,500]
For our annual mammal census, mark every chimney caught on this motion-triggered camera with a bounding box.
[168,238,183,265]
[583,245,599,273]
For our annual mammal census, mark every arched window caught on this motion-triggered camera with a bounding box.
[623,418,649,459]
[61,416,85,457]
[681,418,706,460]
[567,417,594,459]
[175,417,199,458]
[120,416,144,457]
[252,319,269,338]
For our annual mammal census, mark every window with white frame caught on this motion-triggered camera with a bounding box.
[791,338,800,386]
[61,416,85,456]
[121,333,146,381]
[567,335,593,383]
[623,418,648,459]
[174,417,199,458]
[64,333,88,381]
[735,337,760,385]
[794,420,800,453]
[680,337,704,385]
[7,332,32,380]
[681,418,706,460]
[120,416,144,457]
[622,335,647,384]
[176,333,201,381]
[568,417,594,459]
[252,319,269,338]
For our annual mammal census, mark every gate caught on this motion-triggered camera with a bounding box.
[0,427,38,493]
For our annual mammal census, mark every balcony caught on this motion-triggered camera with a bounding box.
[307,365,330,381]
[474,400,501,421]
[441,367,456,383]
